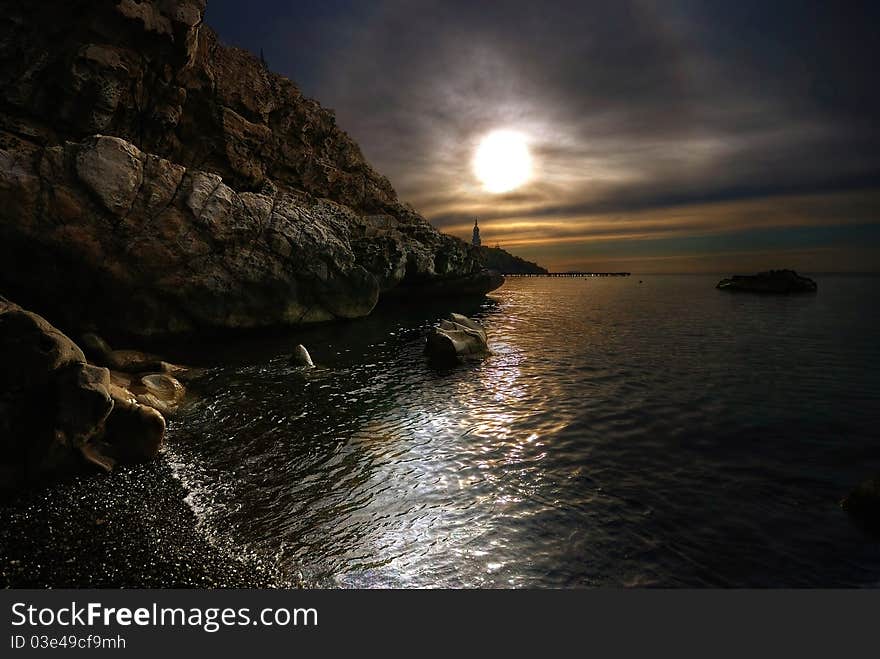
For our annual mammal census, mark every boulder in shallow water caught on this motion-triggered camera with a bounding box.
[716,269,817,294]
[425,313,489,363]
[290,344,315,368]
[841,475,880,534]
[129,373,186,418]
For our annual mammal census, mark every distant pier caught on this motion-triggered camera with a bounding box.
[504,272,631,277]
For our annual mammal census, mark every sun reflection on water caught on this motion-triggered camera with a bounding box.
[168,275,880,588]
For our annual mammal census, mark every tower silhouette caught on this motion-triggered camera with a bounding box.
[471,218,481,247]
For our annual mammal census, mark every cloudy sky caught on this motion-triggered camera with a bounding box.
[207,0,880,272]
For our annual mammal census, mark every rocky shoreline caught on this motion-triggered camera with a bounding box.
[0,0,508,488]
[0,0,504,343]
[1,296,193,489]
[0,0,509,585]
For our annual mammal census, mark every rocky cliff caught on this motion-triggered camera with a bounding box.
[477,246,548,275]
[0,0,501,339]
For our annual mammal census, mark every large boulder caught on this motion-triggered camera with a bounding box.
[103,386,166,464]
[0,1,503,340]
[1,296,100,485]
[716,269,817,294]
[425,313,490,363]
[0,297,167,489]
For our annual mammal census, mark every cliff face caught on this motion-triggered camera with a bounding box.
[477,246,548,275]
[0,0,501,338]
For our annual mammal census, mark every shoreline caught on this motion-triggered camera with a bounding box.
[0,454,292,589]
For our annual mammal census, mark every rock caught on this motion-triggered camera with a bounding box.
[80,333,113,363]
[0,297,166,488]
[102,391,166,464]
[74,135,144,215]
[716,269,817,294]
[386,269,506,300]
[82,334,191,378]
[425,313,490,363]
[0,297,94,485]
[0,297,86,386]
[447,313,488,337]
[0,0,504,340]
[109,370,134,390]
[841,476,880,534]
[105,349,169,374]
[54,363,114,447]
[290,344,315,368]
[78,442,116,473]
[476,246,548,274]
[129,373,186,417]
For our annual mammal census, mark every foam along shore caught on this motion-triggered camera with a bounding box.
[0,458,292,588]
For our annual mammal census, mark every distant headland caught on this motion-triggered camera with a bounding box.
[475,245,548,275]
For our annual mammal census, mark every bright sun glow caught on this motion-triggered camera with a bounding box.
[473,130,532,193]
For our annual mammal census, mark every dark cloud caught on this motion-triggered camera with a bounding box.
[207,0,880,271]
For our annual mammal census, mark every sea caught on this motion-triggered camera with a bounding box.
[159,274,880,587]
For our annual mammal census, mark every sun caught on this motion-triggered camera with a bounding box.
[473,130,532,193]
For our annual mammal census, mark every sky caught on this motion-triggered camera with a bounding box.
[206,0,880,273]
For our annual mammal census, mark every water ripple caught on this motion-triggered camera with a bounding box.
[168,275,880,587]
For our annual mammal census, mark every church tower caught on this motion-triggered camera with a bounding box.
[471,218,482,247]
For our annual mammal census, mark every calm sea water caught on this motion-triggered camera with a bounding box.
[167,275,880,587]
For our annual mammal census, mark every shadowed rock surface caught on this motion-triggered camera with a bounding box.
[0,296,169,489]
[716,269,817,294]
[0,0,502,340]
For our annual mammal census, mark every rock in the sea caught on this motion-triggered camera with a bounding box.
[425,313,490,363]
[0,297,167,488]
[291,344,315,368]
[128,373,187,418]
[841,476,880,533]
[0,0,503,340]
[716,269,817,294]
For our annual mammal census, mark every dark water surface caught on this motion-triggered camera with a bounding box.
[167,275,880,587]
